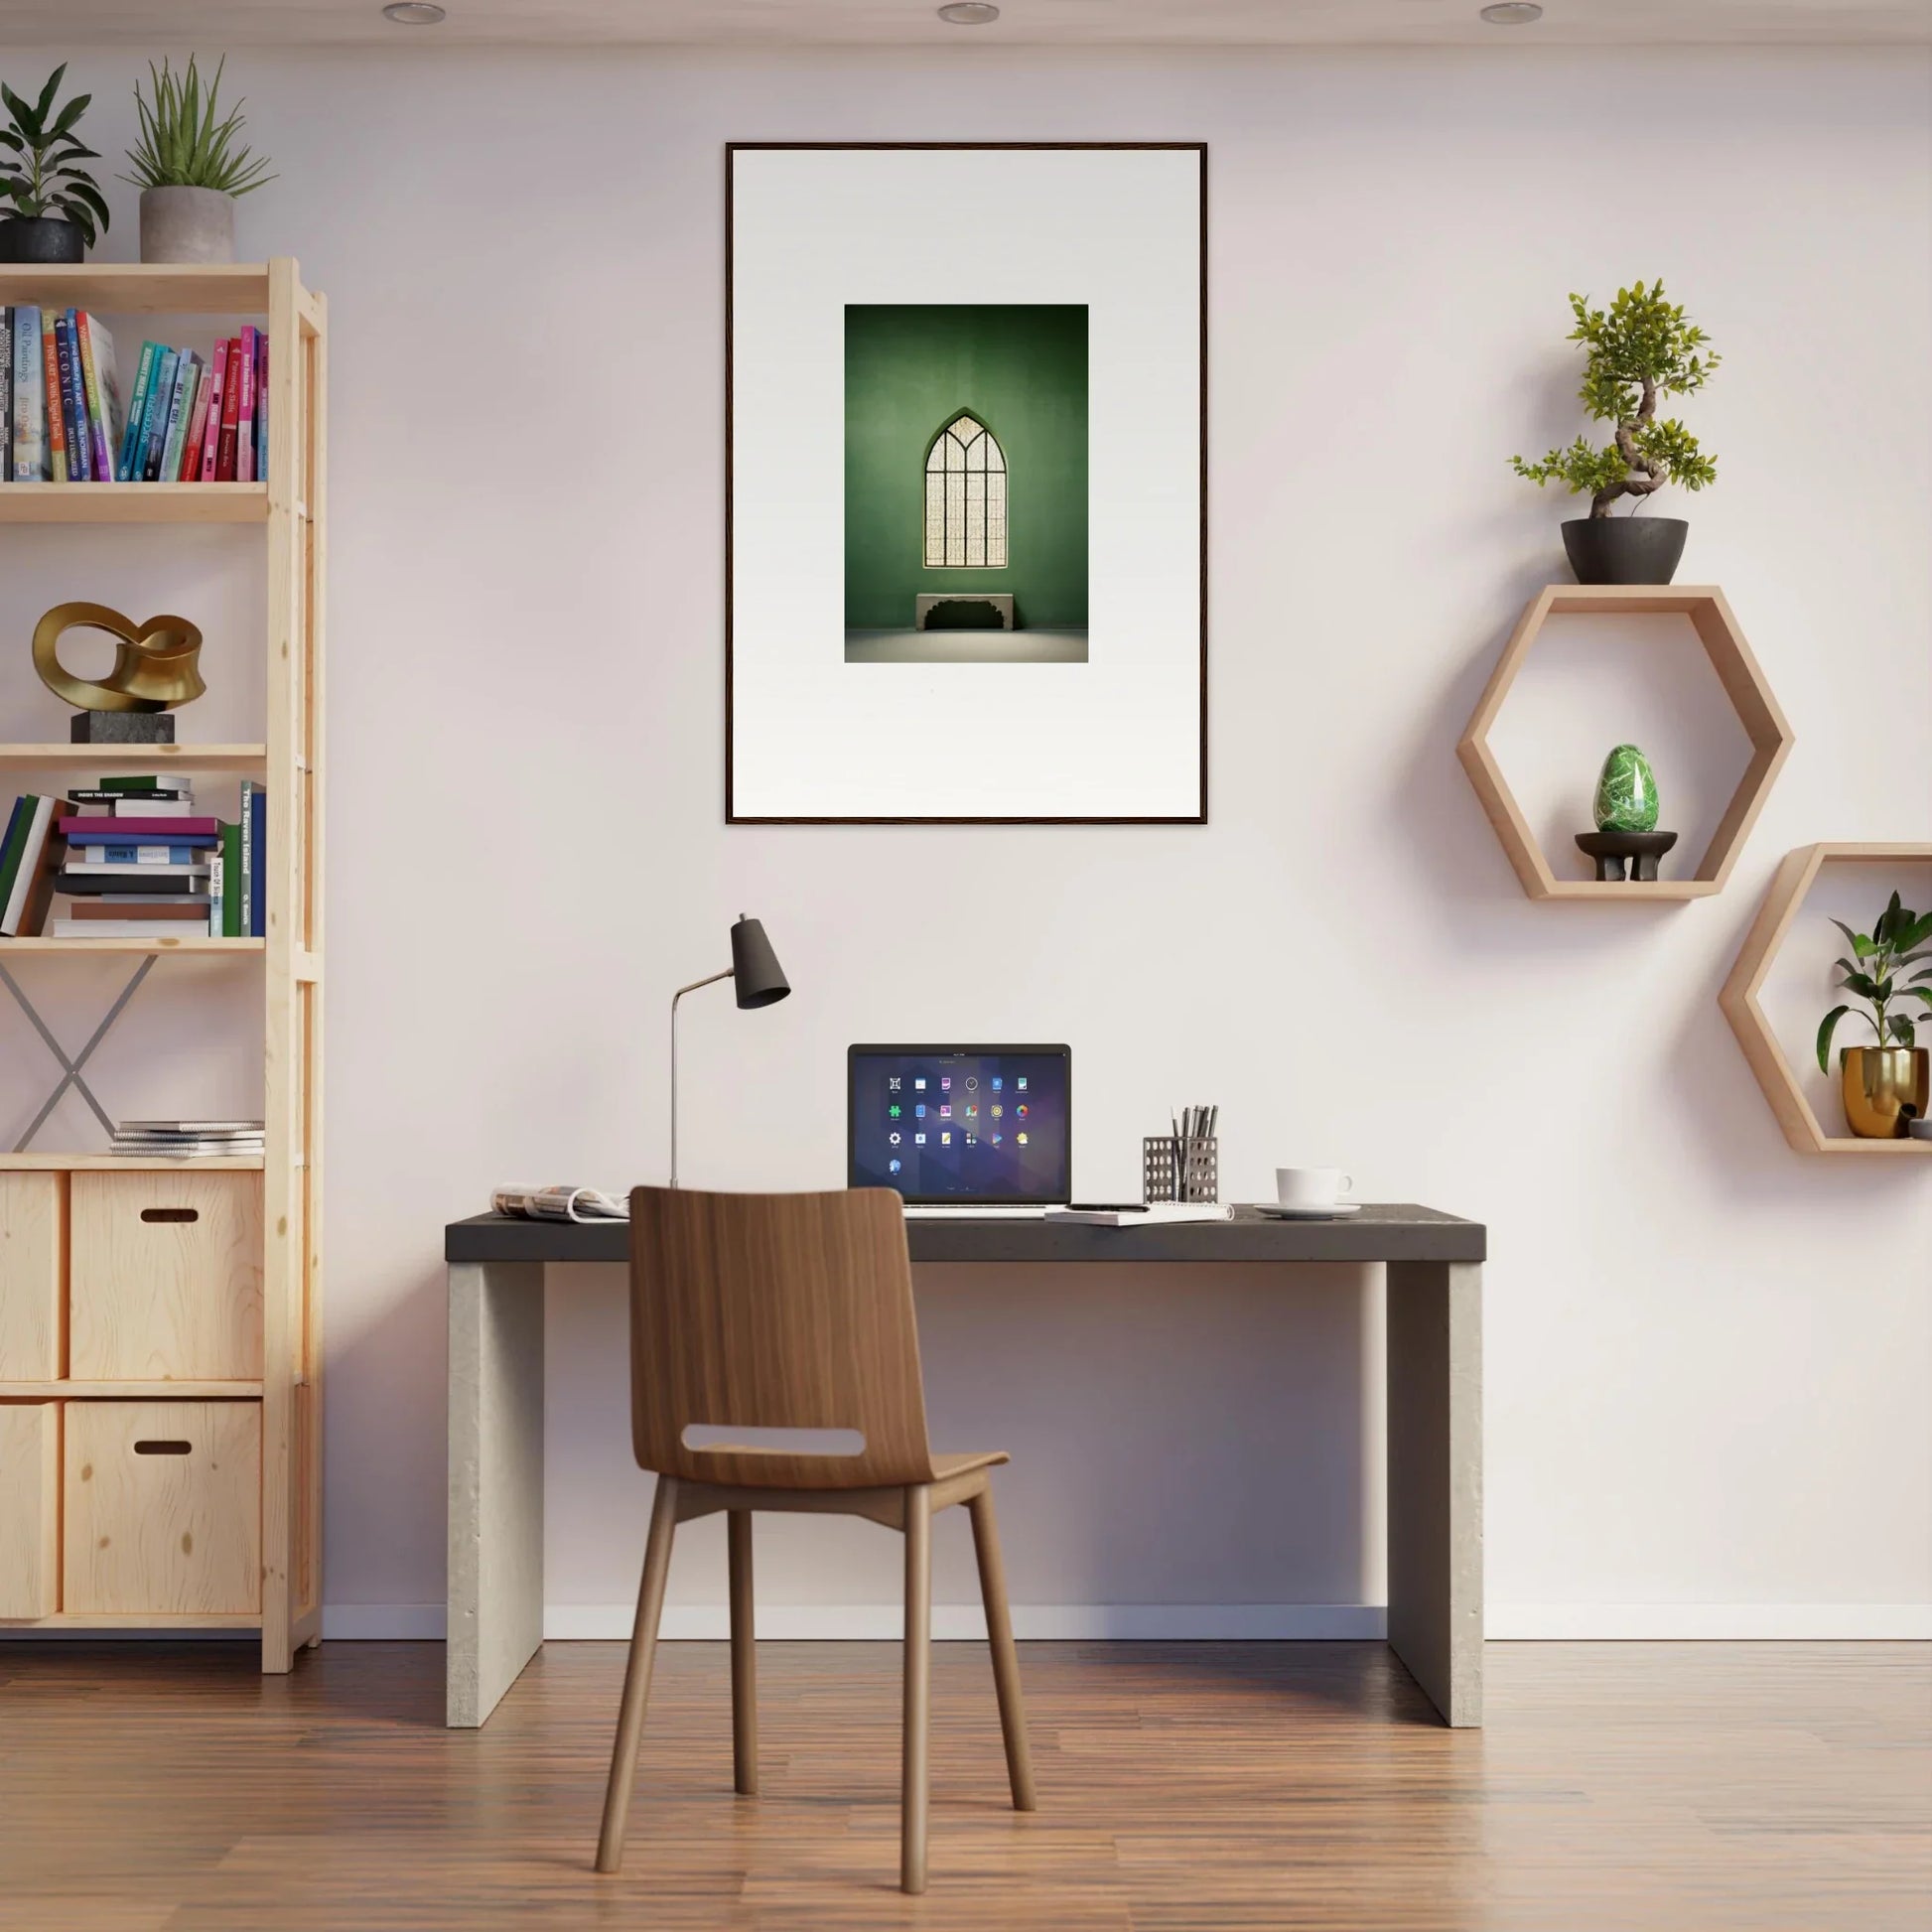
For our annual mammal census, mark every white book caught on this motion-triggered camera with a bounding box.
[69,859,209,875]
[1042,1203,1233,1227]
[103,797,198,819]
[51,918,207,937]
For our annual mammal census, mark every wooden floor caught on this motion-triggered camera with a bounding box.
[0,1640,1925,1930]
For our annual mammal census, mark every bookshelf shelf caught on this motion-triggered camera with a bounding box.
[0,483,267,524]
[0,262,270,314]
[0,745,267,768]
[0,261,324,1671]
[0,1153,266,1171]
[0,936,265,954]
[0,1379,263,1399]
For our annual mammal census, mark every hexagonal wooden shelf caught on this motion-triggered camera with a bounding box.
[1457,585,1795,900]
[1719,842,1932,1158]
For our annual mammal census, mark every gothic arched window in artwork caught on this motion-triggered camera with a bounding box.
[923,414,1008,568]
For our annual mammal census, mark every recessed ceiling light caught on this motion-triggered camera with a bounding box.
[938,2,1001,23]
[382,2,447,22]
[1479,2,1543,21]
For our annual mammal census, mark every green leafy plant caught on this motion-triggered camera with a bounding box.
[0,65,110,245]
[1512,281,1719,518]
[122,56,274,198]
[1816,893,1932,1071]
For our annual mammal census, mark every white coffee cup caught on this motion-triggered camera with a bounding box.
[1276,1167,1353,1210]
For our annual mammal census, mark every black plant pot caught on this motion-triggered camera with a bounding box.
[0,215,86,264]
[1561,516,1689,586]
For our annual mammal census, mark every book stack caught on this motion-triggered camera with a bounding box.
[111,1119,265,1160]
[2,308,267,484]
[0,775,267,938]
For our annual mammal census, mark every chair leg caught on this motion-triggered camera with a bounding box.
[967,1484,1037,1812]
[901,1483,933,1895]
[728,1508,758,1796]
[595,1474,680,1873]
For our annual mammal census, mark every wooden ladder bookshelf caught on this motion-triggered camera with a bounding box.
[0,261,326,1672]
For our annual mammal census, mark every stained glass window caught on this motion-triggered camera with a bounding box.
[924,414,1007,568]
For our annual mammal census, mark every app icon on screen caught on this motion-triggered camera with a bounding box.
[990,1104,1003,1119]
[1017,1077,1028,1091]
[1017,1132,1028,1145]
[889,1104,901,1119]
[940,1132,951,1145]
[889,1159,901,1173]
[915,1104,926,1118]
[965,1134,977,1146]
[914,1077,926,1090]
[991,1076,1003,1092]
[939,1105,951,1118]
[889,1076,901,1091]
[966,1077,978,1091]
[914,1133,926,1145]
[890,1132,900,1145]
[991,1133,1003,1146]
[940,1076,951,1091]
[964,1105,977,1119]
[1016,1104,1028,1119]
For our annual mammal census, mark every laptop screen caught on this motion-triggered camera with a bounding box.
[848,1044,1071,1204]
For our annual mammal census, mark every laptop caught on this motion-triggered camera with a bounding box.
[848,1043,1071,1216]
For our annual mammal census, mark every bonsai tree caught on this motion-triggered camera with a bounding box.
[122,57,275,200]
[1816,893,1932,1071]
[0,64,110,246]
[1512,281,1718,518]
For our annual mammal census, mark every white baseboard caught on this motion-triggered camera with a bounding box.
[312,1601,1932,1643]
[1488,1603,1932,1640]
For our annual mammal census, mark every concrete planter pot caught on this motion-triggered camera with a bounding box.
[139,186,236,265]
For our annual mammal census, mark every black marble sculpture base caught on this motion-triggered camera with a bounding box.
[1575,829,1679,882]
[70,711,175,744]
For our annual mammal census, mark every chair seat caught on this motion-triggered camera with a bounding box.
[930,1450,1009,1481]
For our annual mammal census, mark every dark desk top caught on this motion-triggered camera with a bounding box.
[446,1203,1483,1267]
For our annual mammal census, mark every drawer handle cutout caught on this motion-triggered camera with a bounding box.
[134,1440,193,1455]
[141,1207,200,1224]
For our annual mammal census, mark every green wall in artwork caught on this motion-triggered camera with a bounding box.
[845,305,1089,629]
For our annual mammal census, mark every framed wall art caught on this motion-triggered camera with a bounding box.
[726,142,1207,823]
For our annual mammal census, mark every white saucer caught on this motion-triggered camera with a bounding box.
[1250,1201,1361,1219]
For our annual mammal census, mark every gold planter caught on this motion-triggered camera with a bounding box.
[1840,1046,1930,1139]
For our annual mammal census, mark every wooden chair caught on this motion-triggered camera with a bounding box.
[595,1185,1037,1893]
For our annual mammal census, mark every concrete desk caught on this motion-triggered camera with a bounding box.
[444,1203,1484,1729]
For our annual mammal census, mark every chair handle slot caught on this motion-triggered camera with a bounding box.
[140,1207,200,1224]
[133,1439,193,1455]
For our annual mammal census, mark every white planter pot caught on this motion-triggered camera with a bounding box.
[139,186,236,265]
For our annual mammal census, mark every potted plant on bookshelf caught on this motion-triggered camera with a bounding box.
[122,56,274,265]
[0,66,110,264]
[1510,281,1719,586]
[1817,892,1932,1138]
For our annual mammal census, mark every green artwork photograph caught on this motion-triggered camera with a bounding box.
[844,303,1089,664]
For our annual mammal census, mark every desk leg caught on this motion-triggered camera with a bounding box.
[448,1259,546,1727]
[1386,1260,1482,1726]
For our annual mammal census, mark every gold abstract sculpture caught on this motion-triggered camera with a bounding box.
[33,602,206,713]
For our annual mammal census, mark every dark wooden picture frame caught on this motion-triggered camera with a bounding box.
[725,141,1208,825]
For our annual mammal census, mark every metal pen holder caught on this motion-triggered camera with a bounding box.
[1143,1135,1219,1205]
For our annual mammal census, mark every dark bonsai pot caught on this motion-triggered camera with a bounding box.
[0,215,86,264]
[1562,516,1689,586]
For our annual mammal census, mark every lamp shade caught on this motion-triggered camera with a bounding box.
[730,915,790,1009]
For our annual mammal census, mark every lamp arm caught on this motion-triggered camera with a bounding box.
[668,968,735,1188]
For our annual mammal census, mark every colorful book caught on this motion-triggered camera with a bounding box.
[59,868,208,896]
[67,788,192,805]
[118,340,159,481]
[75,312,120,483]
[219,820,242,937]
[139,348,181,483]
[215,339,241,481]
[50,919,202,938]
[61,815,220,840]
[11,308,44,480]
[68,898,210,920]
[0,795,31,907]
[234,326,258,485]
[197,340,228,481]
[254,332,268,480]
[0,307,11,475]
[98,773,178,794]
[0,795,60,936]
[248,785,266,936]
[158,351,200,484]
[55,312,89,482]
[40,312,67,483]
[179,359,212,481]
[74,844,207,864]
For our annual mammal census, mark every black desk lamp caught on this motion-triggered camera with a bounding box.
[668,914,790,1187]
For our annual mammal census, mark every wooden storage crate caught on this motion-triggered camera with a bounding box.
[0,1172,65,1380]
[64,1401,261,1615]
[0,1401,61,1617]
[69,1172,263,1382]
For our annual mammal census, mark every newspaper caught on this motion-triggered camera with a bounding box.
[490,1184,630,1224]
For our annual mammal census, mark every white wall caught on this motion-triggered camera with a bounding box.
[4,44,1929,1640]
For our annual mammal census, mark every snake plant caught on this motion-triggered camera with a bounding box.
[122,57,275,198]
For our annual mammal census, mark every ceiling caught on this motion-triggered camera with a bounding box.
[4,0,1929,48]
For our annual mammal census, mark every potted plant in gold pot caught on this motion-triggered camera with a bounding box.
[1817,893,1932,1138]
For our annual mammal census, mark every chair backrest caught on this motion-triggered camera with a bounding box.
[626,1185,938,1490]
